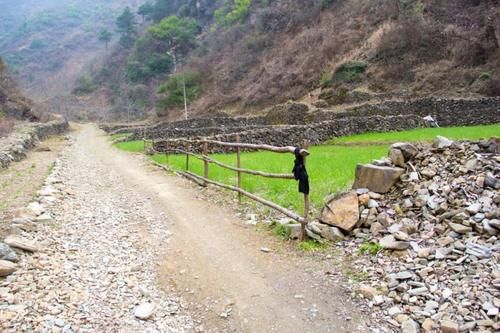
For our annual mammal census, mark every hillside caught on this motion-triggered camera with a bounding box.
[81,0,499,121]
[0,0,140,102]
[0,56,36,123]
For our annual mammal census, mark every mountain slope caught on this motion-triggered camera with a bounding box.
[0,56,36,121]
[0,0,140,101]
[84,0,499,121]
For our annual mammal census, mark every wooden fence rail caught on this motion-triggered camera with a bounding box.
[150,136,310,240]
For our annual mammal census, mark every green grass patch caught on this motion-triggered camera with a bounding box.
[273,223,292,240]
[328,124,500,145]
[358,240,383,255]
[114,140,145,152]
[297,239,329,252]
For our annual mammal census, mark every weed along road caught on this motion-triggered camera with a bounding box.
[9,124,366,332]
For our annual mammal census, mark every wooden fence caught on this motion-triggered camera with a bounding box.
[151,135,311,240]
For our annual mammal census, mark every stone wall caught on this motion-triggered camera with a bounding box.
[153,115,426,154]
[104,97,499,142]
[312,97,500,126]
[0,116,68,168]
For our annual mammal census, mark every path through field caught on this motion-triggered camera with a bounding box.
[3,124,370,332]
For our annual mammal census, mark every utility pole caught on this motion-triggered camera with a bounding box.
[167,50,188,120]
[182,71,188,120]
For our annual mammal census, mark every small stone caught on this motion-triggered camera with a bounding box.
[418,248,431,258]
[4,235,39,252]
[466,203,482,215]
[0,260,17,276]
[440,319,459,333]
[380,235,409,250]
[391,271,413,280]
[54,319,65,327]
[464,158,477,171]
[358,285,379,300]
[434,136,454,149]
[134,302,155,320]
[448,222,472,234]
[373,295,385,305]
[27,202,44,216]
[389,148,406,167]
[442,288,452,300]
[358,193,370,206]
[401,318,420,333]
[487,308,498,316]
[422,318,435,332]
[390,142,418,160]
[260,247,271,253]
[388,306,402,316]
[408,287,428,296]
[421,168,437,178]
[0,243,18,262]
[35,213,53,223]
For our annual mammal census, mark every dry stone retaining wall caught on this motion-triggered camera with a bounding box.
[153,115,426,154]
[0,117,68,168]
[312,97,500,126]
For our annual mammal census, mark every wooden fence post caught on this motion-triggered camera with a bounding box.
[203,141,209,179]
[165,140,169,165]
[236,134,242,203]
[302,139,310,241]
[185,142,190,171]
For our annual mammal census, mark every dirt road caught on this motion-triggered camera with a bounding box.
[2,124,370,332]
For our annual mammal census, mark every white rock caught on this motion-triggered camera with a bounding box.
[35,213,53,223]
[27,202,44,216]
[134,302,155,320]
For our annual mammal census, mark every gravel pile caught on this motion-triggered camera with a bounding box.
[345,137,499,332]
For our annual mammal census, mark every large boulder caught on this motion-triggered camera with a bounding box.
[320,191,359,232]
[352,164,405,193]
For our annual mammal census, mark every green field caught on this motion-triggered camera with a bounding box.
[328,124,499,145]
[114,124,499,213]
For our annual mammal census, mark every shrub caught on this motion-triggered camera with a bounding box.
[73,76,96,95]
[215,0,252,27]
[333,62,367,82]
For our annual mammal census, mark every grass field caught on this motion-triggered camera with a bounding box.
[328,124,499,145]
[114,124,499,213]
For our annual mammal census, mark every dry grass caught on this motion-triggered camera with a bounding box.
[0,118,15,138]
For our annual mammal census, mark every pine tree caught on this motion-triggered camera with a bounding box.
[116,7,137,46]
[98,29,112,50]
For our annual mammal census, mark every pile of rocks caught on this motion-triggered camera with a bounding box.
[314,136,499,332]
